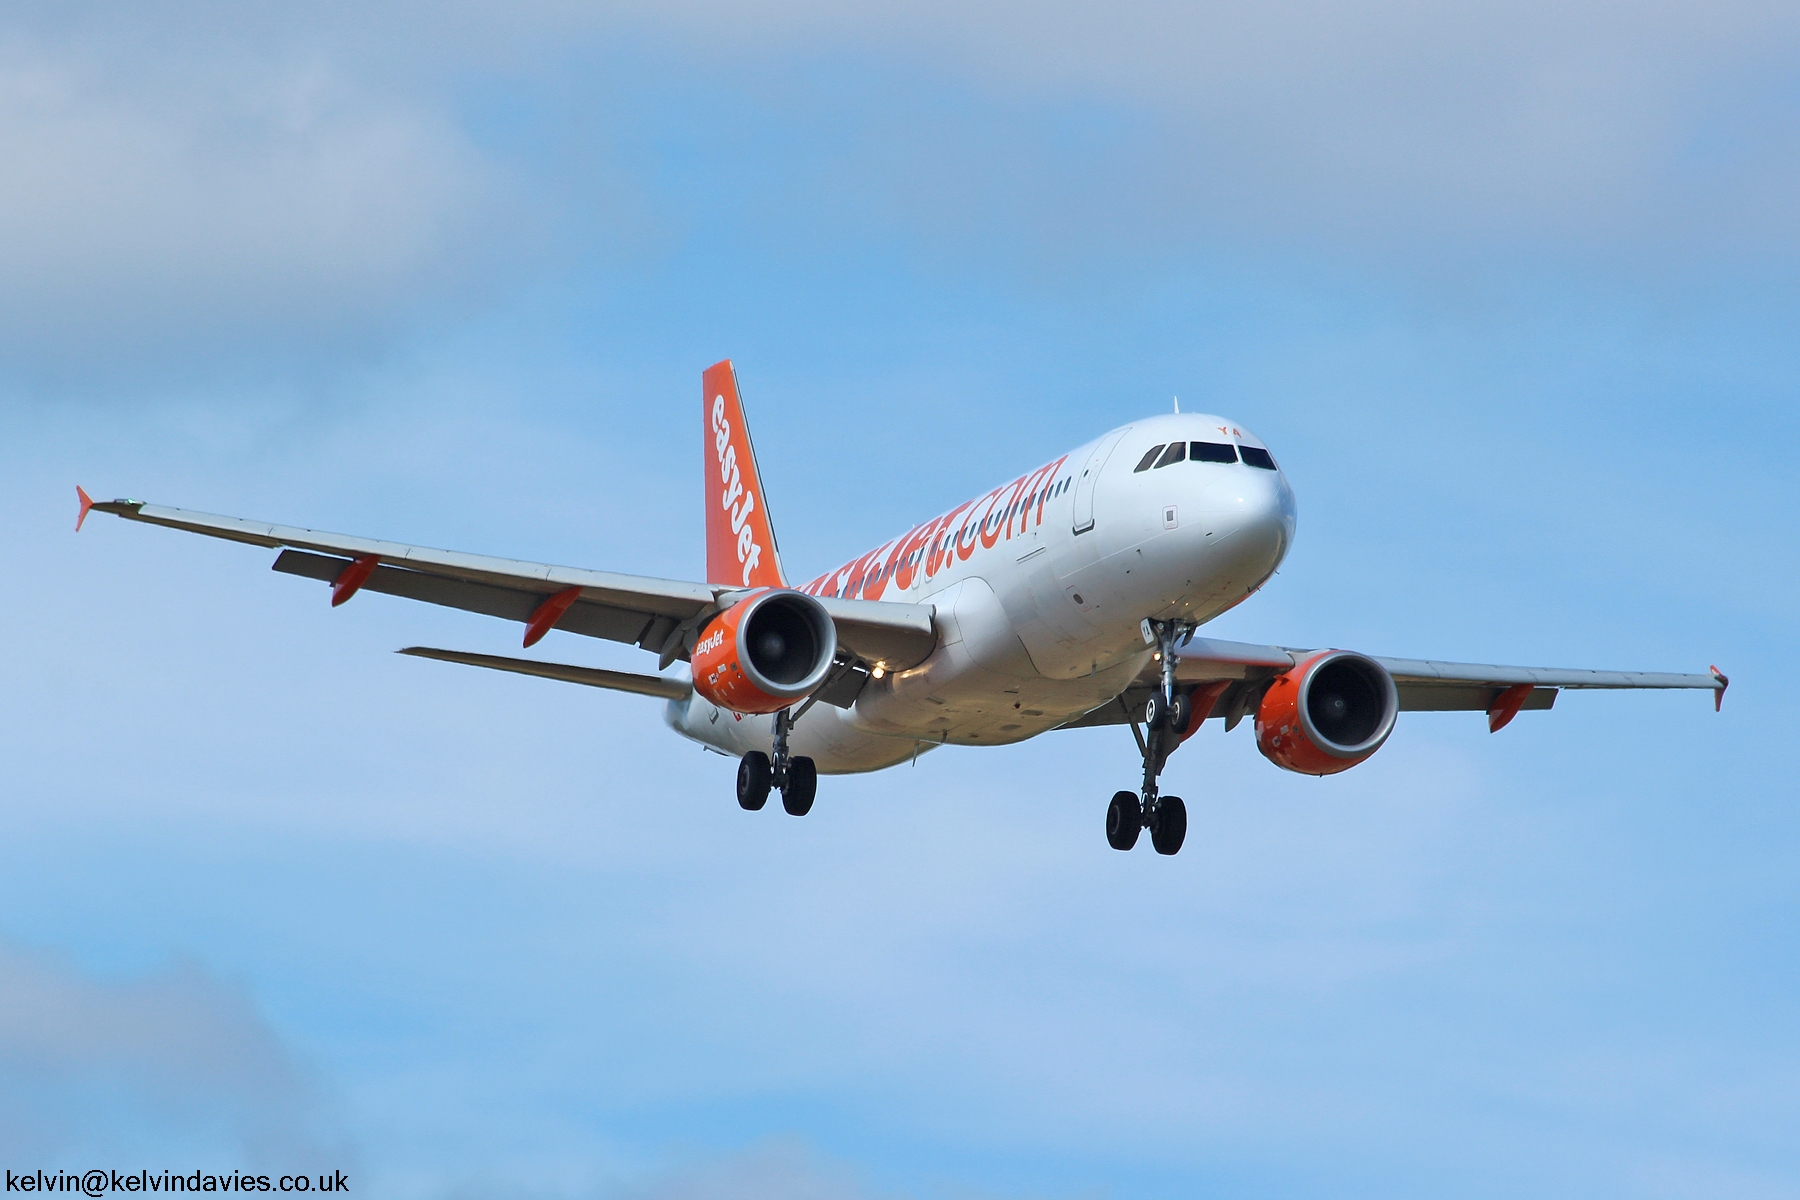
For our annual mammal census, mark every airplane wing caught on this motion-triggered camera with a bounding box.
[1063,635,1726,730]
[81,497,938,671]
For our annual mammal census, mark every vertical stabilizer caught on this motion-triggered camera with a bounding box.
[703,360,787,590]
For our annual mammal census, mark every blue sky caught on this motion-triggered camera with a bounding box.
[1,3,1796,1196]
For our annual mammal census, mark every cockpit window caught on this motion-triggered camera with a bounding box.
[1154,442,1187,468]
[1190,441,1238,463]
[1133,446,1165,473]
[1239,446,1277,470]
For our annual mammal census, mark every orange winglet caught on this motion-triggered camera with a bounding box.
[1487,683,1533,733]
[523,586,582,648]
[1711,666,1729,712]
[330,555,381,607]
[703,360,786,590]
[76,486,94,532]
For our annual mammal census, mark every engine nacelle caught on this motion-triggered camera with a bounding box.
[1255,650,1398,775]
[691,589,838,715]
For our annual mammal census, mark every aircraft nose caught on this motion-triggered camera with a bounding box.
[1213,464,1296,568]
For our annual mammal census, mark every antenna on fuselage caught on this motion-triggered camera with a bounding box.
[1173,395,1180,414]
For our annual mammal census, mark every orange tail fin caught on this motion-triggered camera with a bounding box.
[703,360,786,590]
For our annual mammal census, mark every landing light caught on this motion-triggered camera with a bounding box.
[872,663,887,680]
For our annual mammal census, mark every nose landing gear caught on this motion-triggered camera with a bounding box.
[1107,618,1198,855]
[738,708,817,817]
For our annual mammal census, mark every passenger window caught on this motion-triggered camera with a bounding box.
[1190,441,1238,463]
[1134,446,1165,472]
[1155,442,1186,468]
[1240,446,1278,470]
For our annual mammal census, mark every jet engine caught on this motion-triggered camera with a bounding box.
[691,589,838,714]
[1255,650,1398,775]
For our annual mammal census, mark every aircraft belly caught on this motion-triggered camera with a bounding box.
[789,707,929,773]
[663,693,767,758]
[847,643,1144,747]
[663,693,931,774]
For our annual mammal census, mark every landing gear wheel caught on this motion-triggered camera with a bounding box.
[1105,790,1141,850]
[1168,692,1194,737]
[1150,795,1187,855]
[736,751,772,811]
[1144,692,1168,731]
[782,756,817,816]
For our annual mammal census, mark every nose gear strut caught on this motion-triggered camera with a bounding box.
[1108,618,1197,855]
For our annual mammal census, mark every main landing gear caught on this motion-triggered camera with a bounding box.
[736,708,817,816]
[1107,618,1194,856]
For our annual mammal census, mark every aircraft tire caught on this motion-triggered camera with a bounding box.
[737,751,772,811]
[1151,796,1187,855]
[782,756,817,816]
[1144,692,1168,731]
[1168,691,1194,737]
[1105,790,1141,851]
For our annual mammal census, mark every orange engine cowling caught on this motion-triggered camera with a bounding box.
[1255,650,1399,775]
[691,589,838,715]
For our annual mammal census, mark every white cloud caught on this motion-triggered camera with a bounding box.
[1,0,1791,383]
[598,0,1800,260]
[0,938,346,1166]
[0,25,505,377]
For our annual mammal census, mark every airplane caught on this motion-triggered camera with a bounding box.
[76,360,1726,855]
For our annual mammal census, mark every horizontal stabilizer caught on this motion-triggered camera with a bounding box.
[398,647,690,700]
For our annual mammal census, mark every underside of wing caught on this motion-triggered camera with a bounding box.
[1062,634,1724,731]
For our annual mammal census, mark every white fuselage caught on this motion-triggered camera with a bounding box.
[664,414,1298,772]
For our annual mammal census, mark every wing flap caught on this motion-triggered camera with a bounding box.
[1397,684,1558,713]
